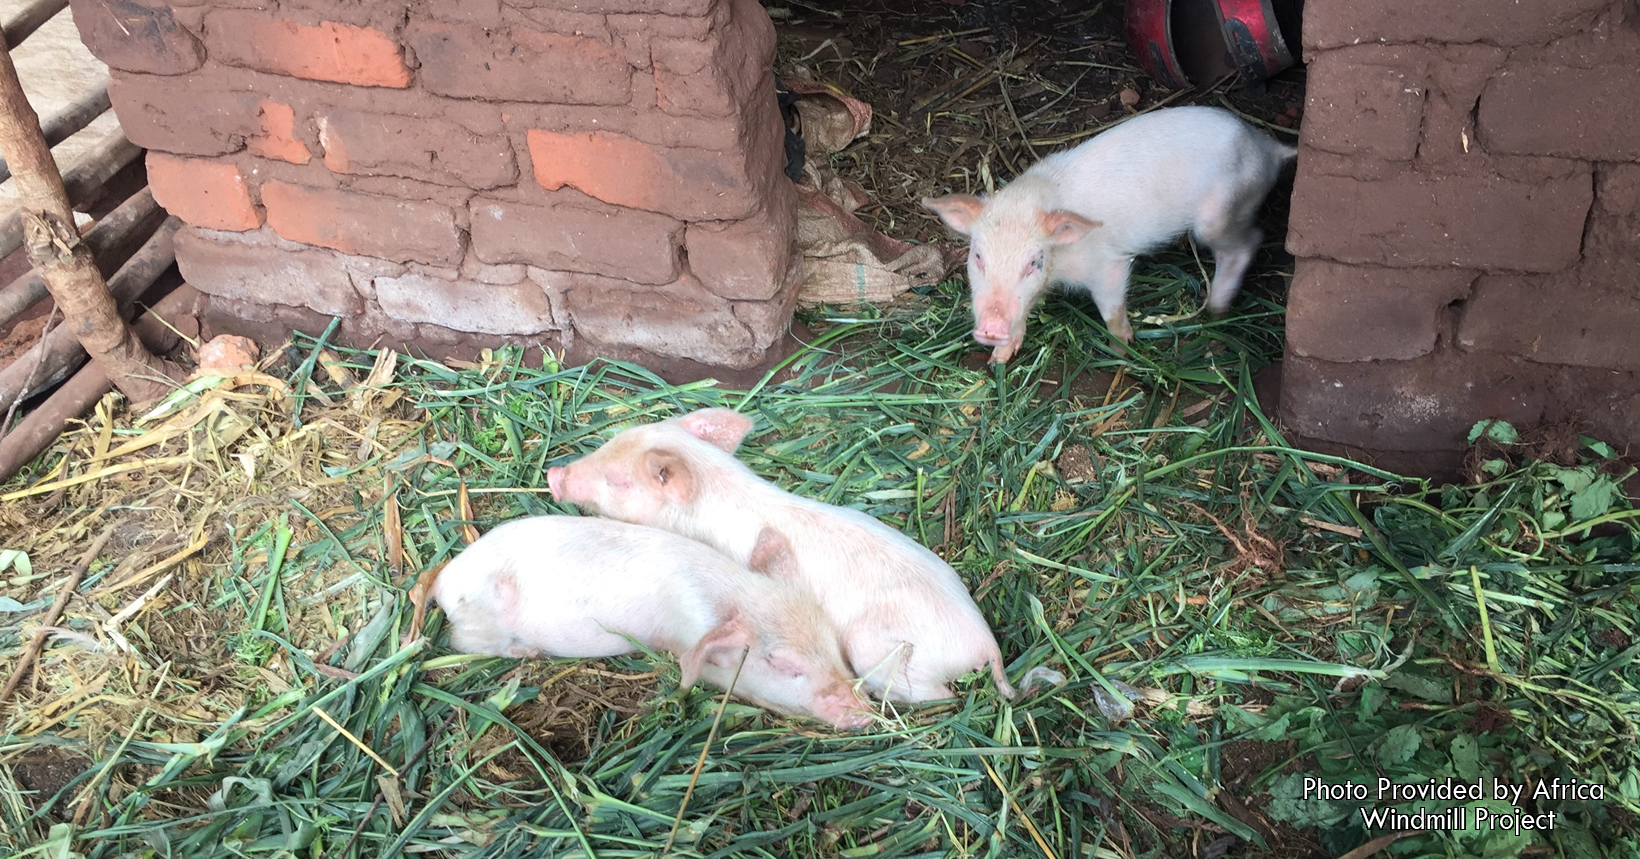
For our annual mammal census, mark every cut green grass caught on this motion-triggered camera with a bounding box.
[1,268,1636,859]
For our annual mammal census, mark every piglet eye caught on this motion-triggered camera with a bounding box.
[1024,258,1042,274]
[972,253,985,272]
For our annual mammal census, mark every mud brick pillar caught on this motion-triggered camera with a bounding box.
[1281,0,1640,472]
[69,0,800,377]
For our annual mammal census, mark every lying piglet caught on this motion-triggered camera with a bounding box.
[923,105,1296,361]
[426,515,870,729]
[548,409,1014,704]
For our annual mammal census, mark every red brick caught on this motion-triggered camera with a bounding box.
[1286,259,1475,362]
[1583,164,1640,293]
[1286,158,1592,272]
[68,0,205,75]
[461,257,529,285]
[200,294,569,366]
[731,254,801,351]
[146,153,261,231]
[1457,274,1640,372]
[374,271,559,335]
[651,0,775,118]
[1534,14,1640,68]
[204,11,411,87]
[1478,64,1640,161]
[427,0,501,25]
[1302,0,1607,52]
[506,7,612,41]
[1280,351,1640,453]
[499,76,783,152]
[320,110,517,190]
[556,271,763,368]
[469,197,681,284]
[526,127,775,221]
[1299,46,1427,161]
[262,181,463,266]
[405,21,629,105]
[175,226,363,317]
[1415,45,1505,165]
[108,72,262,156]
[248,99,312,165]
[686,177,796,300]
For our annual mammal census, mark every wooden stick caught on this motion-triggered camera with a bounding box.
[2,0,68,50]
[661,646,749,856]
[0,37,172,404]
[0,217,180,412]
[0,131,144,260]
[0,524,116,707]
[0,186,163,328]
[0,284,199,484]
[0,81,112,184]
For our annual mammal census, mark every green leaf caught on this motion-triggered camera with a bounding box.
[1264,773,1354,828]
[1250,713,1292,742]
[40,822,85,859]
[1620,767,1640,802]
[1383,671,1454,703]
[1481,459,1508,477]
[1220,703,1268,733]
[1359,684,1385,720]
[1581,437,1615,459]
[1468,420,1517,445]
[1342,569,1380,595]
[1451,733,1481,781]
[1378,724,1422,766]
[1569,476,1619,521]
[1553,466,1594,495]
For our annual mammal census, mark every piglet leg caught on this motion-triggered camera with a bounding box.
[1090,257,1135,343]
[1195,187,1263,318]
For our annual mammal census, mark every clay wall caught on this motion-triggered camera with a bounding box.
[1282,0,1640,467]
[68,0,800,375]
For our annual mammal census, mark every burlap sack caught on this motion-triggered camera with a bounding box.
[781,78,952,307]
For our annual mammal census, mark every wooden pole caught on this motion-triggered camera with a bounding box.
[0,286,201,484]
[0,217,182,411]
[0,185,164,328]
[0,41,176,405]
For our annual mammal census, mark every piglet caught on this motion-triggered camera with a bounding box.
[426,515,870,729]
[548,409,1014,704]
[923,105,1296,362]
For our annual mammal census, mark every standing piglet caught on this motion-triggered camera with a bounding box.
[427,515,870,729]
[548,409,1014,704]
[923,105,1296,362]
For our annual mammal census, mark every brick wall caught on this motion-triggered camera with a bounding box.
[70,0,800,375]
[1282,0,1640,466]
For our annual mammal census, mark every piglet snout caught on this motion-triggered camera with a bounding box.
[973,313,1015,346]
[815,681,874,730]
[546,466,566,501]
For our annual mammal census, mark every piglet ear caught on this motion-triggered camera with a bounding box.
[678,614,753,688]
[1040,210,1102,244]
[674,408,754,452]
[645,449,697,502]
[922,195,985,234]
[747,526,800,579]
